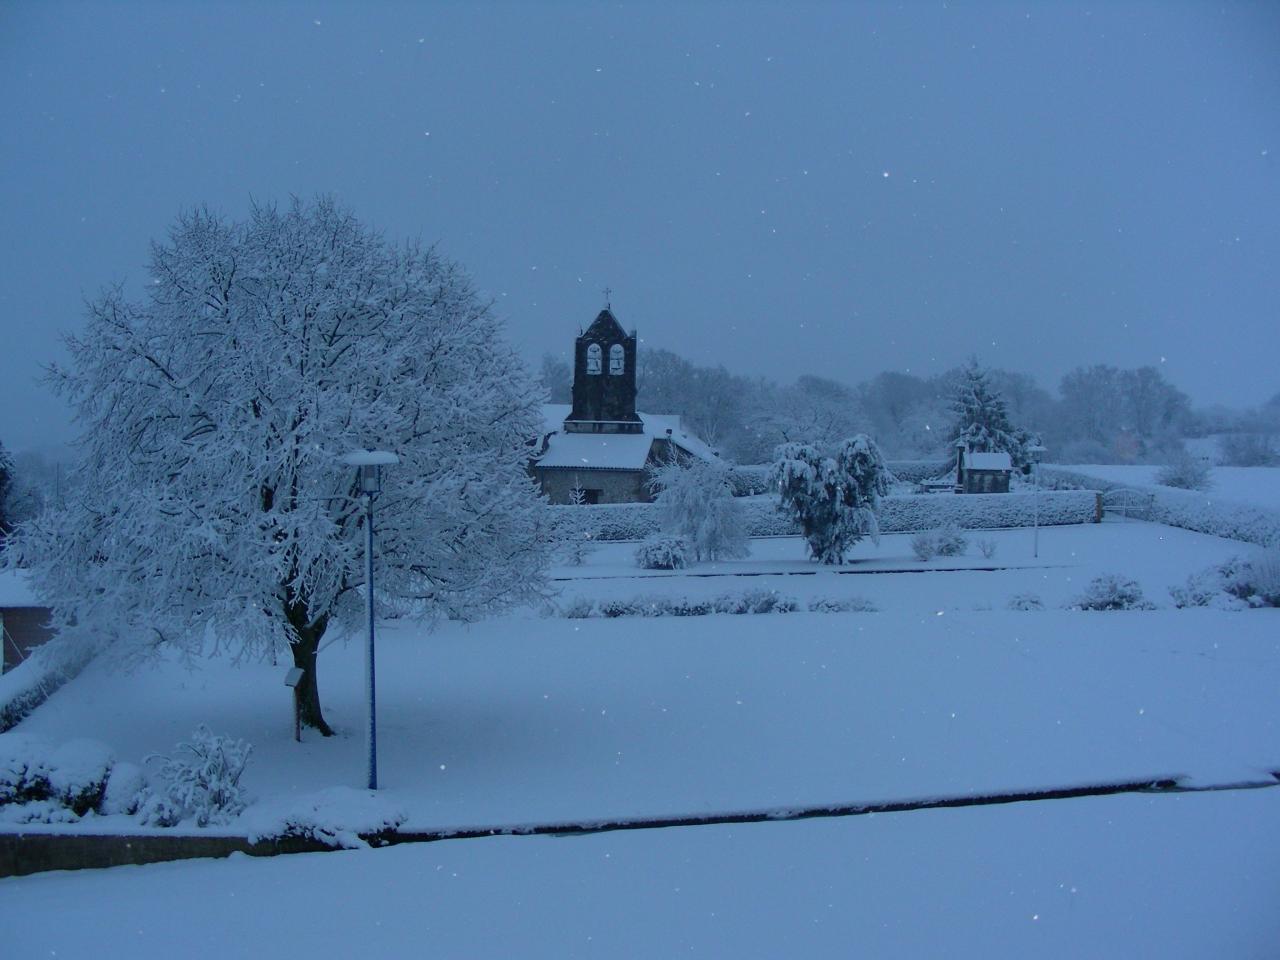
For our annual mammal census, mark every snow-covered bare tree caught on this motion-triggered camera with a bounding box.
[8,198,553,735]
[647,456,748,562]
[949,360,1032,468]
[772,435,889,564]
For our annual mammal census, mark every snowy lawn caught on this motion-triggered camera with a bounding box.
[4,522,1279,955]
[4,790,1279,959]
[1057,464,1280,510]
[7,524,1278,831]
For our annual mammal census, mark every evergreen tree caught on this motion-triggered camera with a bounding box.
[772,435,889,564]
[949,360,1030,467]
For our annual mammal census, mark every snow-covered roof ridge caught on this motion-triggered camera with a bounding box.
[966,452,1012,471]
[537,404,719,466]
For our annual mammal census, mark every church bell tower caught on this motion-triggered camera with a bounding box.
[565,303,642,434]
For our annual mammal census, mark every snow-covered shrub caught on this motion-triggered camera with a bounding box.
[1156,451,1212,491]
[144,726,252,828]
[100,761,147,816]
[773,436,890,564]
[934,526,968,556]
[0,733,52,805]
[1067,575,1156,611]
[1007,593,1044,611]
[0,799,81,825]
[977,538,998,560]
[247,786,408,850]
[807,596,879,613]
[648,457,749,562]
[911,526,968,561]
[47,739,114,816]
[667,597,714,617]
[910,530,938,562]
[727,465,773,497]
[634,536,690,570]
[598,597,669,618]
[1241,549,1280,606]
[560,596,596,619]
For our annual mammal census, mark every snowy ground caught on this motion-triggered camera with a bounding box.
[1058,463,1280,510]
[4,522,1279,956]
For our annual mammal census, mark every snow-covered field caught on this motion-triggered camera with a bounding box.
[4,522,1279,957]
[1058,464,1280,510]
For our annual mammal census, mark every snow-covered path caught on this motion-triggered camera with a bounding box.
[5,790,1278,959]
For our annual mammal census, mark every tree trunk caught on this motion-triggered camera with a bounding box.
[287,615,334,737]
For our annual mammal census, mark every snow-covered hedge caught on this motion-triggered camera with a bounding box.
[886,459,954,483]
[549,490,1098,542]
[1042,467,1280,547]
[727,465,772,497]
[0,642,93,733]
[556,589,878,619]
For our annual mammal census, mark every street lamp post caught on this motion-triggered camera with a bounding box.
[1027,444,1047,559]
[342,449,400,790]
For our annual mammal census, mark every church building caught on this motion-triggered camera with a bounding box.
[532,306,719,504]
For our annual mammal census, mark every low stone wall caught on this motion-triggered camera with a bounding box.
[0,831,334,878]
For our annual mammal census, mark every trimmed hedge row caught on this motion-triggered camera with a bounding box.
[549,490,1099,542]
[1041,467,1280,547]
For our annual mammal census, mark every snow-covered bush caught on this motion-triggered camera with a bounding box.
[1156,451,1212,491]
[0,733,52,806]
[649,458,749,562]
[1067,575,1156,611]
[560,531,595,567]
[727,465,773,497]
[807,596,878,613]
[773,436,889,564]
[977,538,998,560]
[667,597,714,617]
[144,726,252,828]
[47,739,114,816]
[100,761,147,816]
[246,786,407,850]
[560,596,596,619]
[911,526,968,561]
[1006,593,1044,611]
[0,799,81,825]
[1242,549,1280,606]
[634,536,690,570]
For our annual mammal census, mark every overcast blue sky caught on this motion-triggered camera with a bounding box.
[2,1,1278,451]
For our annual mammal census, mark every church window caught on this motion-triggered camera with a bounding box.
[586,343,602,374]
[609,343,625,375]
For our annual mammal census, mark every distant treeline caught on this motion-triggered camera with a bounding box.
[539,350,1280,466]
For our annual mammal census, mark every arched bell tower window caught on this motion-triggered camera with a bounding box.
[608,343,625,375]
[586,343,602,374]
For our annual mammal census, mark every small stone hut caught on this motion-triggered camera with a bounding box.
[955,448,1013,494]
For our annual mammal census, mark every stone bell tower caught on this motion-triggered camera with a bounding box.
[565,303,642,434]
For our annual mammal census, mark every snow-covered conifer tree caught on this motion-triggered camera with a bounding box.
[772,435,889,564]
[7,198,553,735]
[647,456,747,562]
[949,360,1031,467]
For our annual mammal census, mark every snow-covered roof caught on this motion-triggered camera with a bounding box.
[966,452,1012,471]
[0,570,40,608]
[537,404,719,471]
[535,433,656,470]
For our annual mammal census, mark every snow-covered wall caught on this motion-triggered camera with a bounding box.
[550,490,1099,542]
[1041,467,1280,547]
